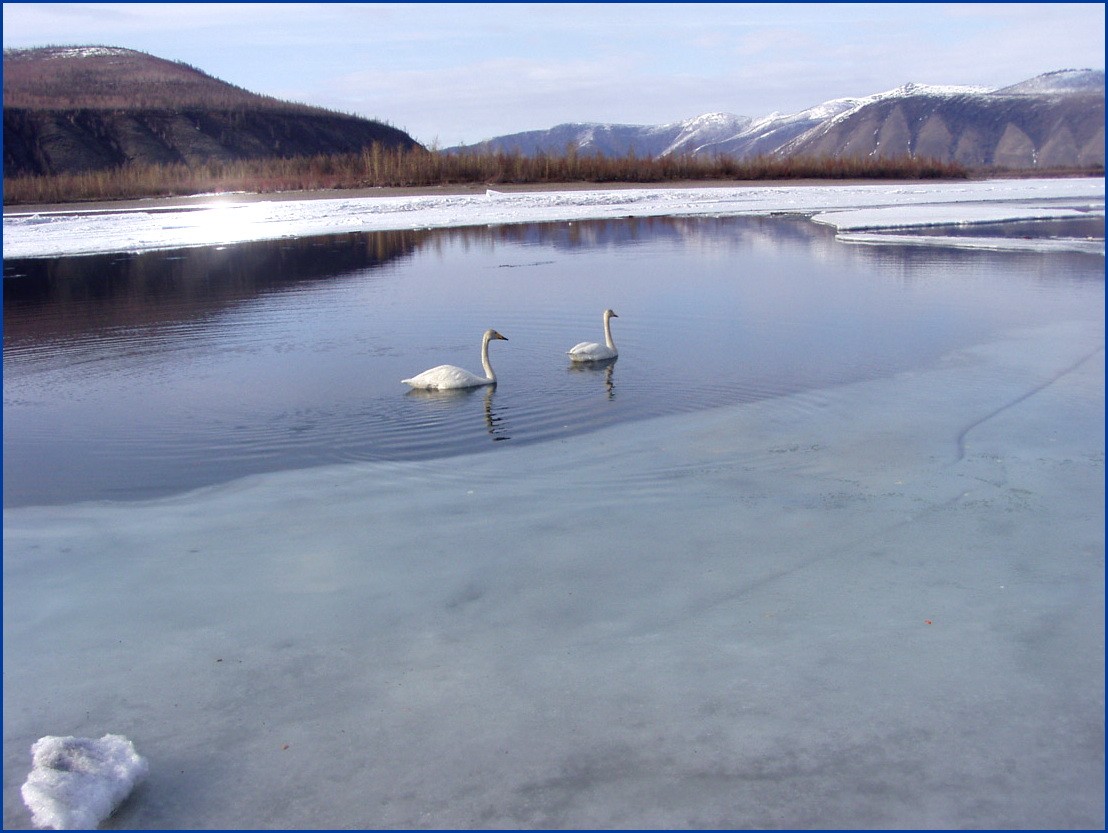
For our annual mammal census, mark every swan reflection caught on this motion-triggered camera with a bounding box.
[482,386,510,441]
[567,356,616,399]
[403,384,510,441]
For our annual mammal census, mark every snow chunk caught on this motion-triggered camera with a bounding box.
[21,735,148,830]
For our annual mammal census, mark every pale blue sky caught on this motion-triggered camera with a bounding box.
[3,3,1104,147]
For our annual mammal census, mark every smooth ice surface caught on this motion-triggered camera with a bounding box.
[3,179,1104,829]
[4,323,1103,828]
[20,735,147,830]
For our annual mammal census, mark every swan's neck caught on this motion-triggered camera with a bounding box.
[603,315,616,350]
[481,334,496,381]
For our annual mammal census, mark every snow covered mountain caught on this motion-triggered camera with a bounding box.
[694,97,868,159]
[996,68,1105,95]
[445,70,1104,169]
[448,112,751,159]
[779,74,1103,167]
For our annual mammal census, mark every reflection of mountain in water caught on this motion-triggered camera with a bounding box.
[3,229,430,345]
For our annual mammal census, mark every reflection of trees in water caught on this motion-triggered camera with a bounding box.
[3,229,430,344]
[428,213,837,253]
[4,215,834,346]
[16,211,1075,348]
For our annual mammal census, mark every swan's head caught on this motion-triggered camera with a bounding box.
[604,309,618,320]
[485,329,508,342]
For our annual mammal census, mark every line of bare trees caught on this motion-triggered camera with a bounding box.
[3,144,969,205]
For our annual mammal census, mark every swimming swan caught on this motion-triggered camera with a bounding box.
[402,329,508,389]
[567,309,618,362]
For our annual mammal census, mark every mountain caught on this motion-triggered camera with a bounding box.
[3,46,422,177]
[996,68,1105,95]
[447,112,752,159]
[446,70,1104,169]
[695,97,867,159]
[780,76,1104,167]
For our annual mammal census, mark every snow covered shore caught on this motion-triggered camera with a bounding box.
[3,177,1103,259]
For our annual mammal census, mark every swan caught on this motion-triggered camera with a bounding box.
[567,309,618,362]
[402,329,508,389]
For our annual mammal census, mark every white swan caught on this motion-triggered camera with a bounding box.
[402,329,508,389]
[567,309,618,362]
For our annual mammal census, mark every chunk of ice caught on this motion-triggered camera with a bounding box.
[20,735,148,830]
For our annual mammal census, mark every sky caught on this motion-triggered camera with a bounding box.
[2,3,1105,147]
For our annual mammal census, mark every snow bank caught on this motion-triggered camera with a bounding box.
[3,177,1102,259]
[20,735,148,830]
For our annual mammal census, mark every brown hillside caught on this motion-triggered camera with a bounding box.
[3,45,313,111]
[3,46,422,177]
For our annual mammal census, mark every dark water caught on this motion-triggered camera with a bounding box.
[4,215,1104,506]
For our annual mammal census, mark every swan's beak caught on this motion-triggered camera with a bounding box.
[497,333,508,341]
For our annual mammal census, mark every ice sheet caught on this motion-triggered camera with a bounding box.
[3,319,1103,828]
[813,200,1106,254]
[835,231,1105,254]
[810,202,1100,231]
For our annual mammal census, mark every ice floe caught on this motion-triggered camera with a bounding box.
[20,735,148,830]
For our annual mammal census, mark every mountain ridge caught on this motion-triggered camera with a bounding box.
[446,70,1105,169]
[4,47,1102,177]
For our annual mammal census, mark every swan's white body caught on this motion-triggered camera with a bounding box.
[567,309,618,362]
[402,329,508,389]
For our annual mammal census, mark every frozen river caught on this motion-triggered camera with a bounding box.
[3,179,1104,828]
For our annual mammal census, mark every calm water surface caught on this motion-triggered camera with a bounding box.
[4,214,1104,506]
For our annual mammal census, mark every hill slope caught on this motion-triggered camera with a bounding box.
[3,46,422,177]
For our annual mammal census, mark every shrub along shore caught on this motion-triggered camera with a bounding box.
[3,144,976,206]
